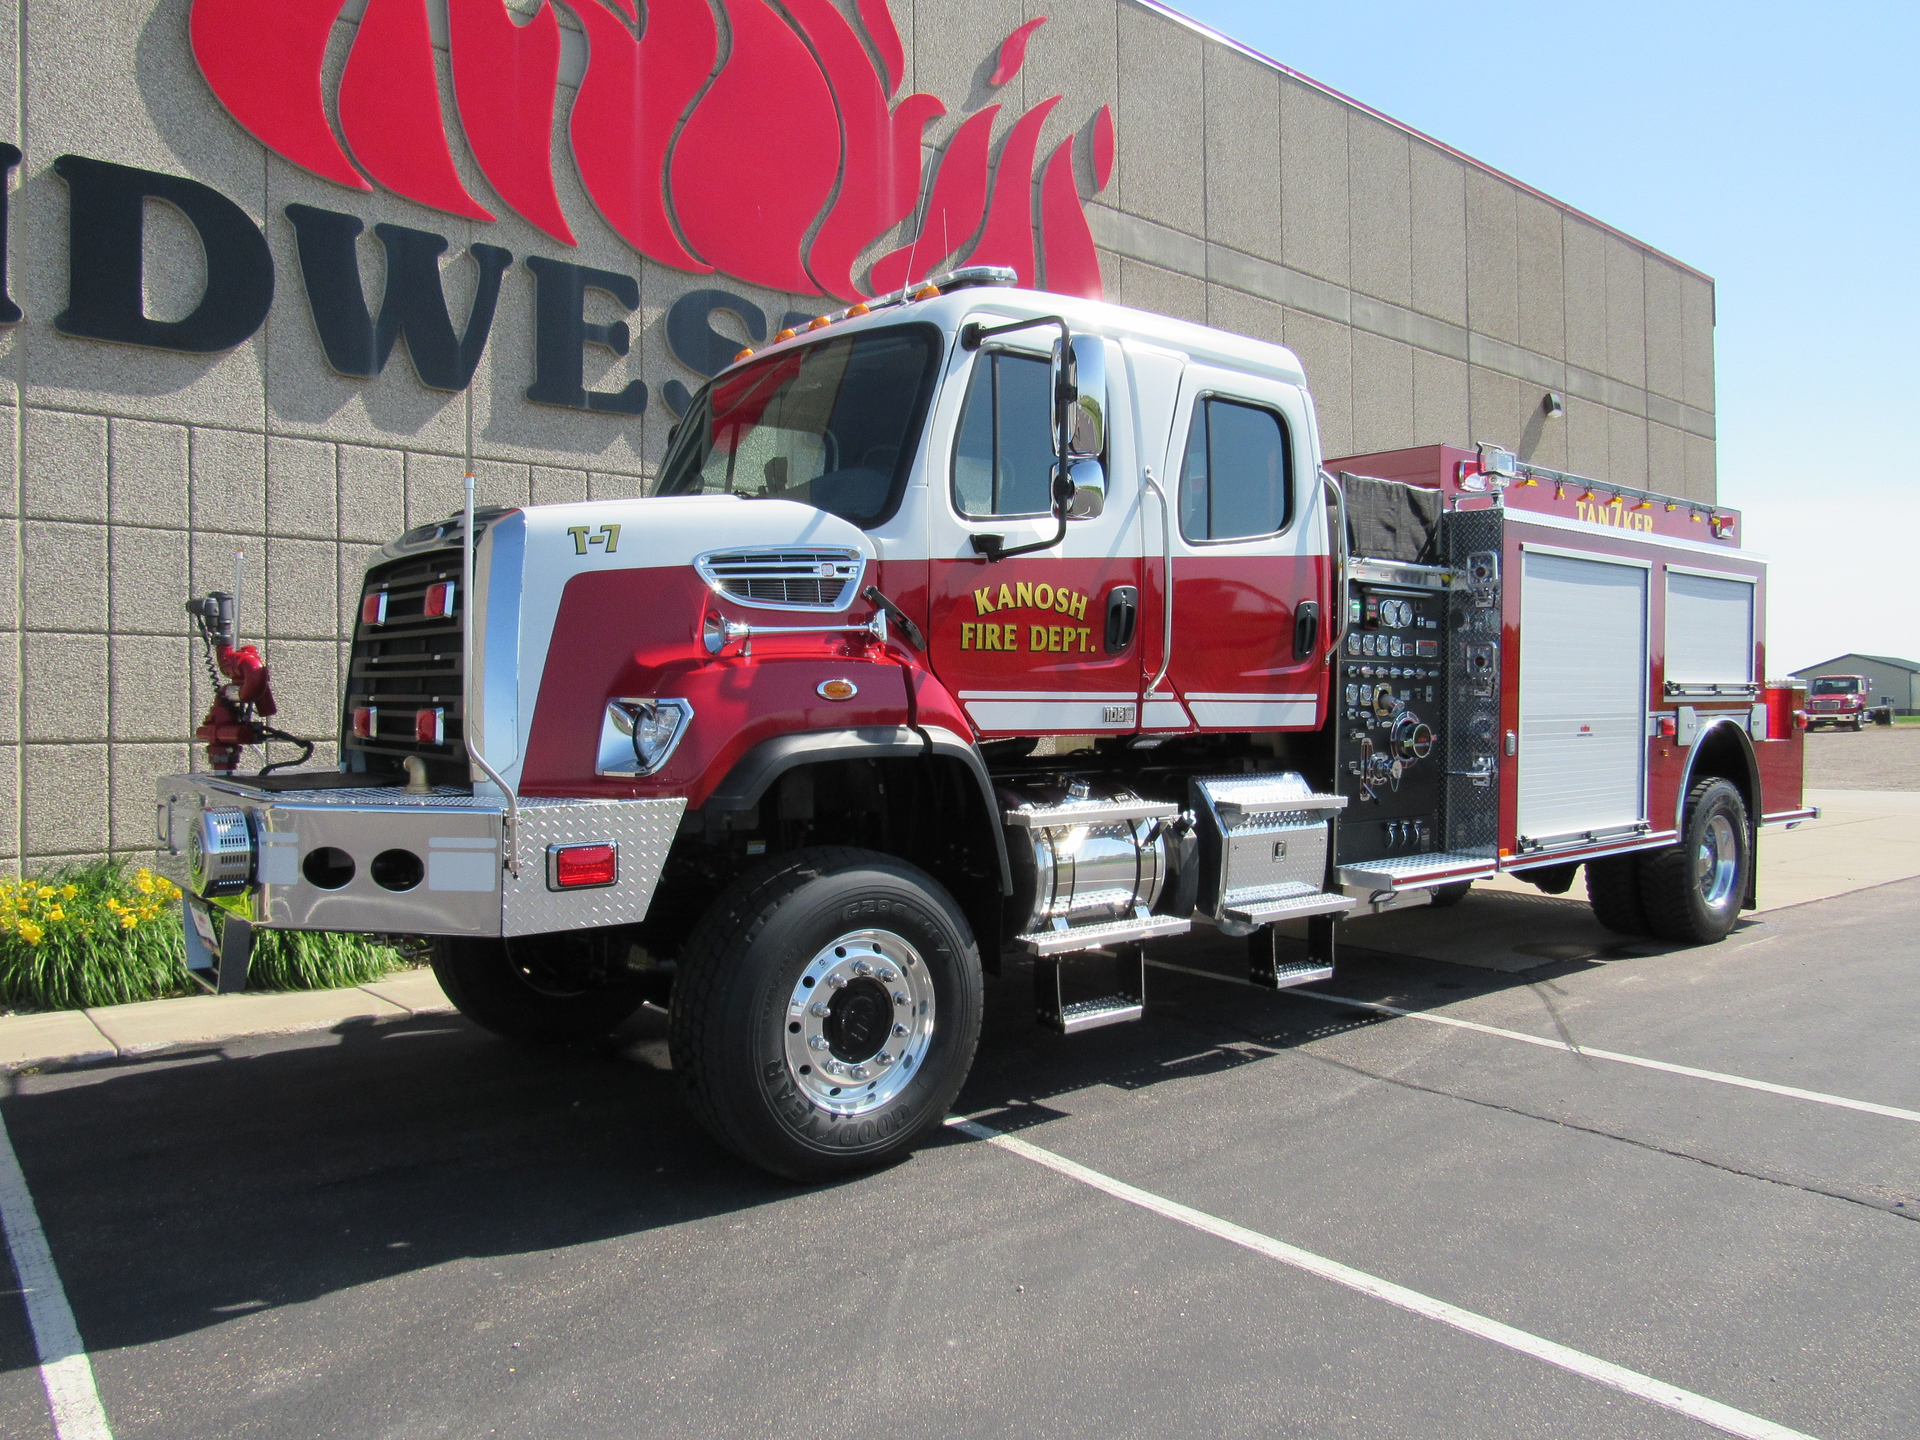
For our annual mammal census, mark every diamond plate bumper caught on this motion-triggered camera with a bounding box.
[156,774,685,938]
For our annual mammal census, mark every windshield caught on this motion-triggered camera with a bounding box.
[656,324,942,529]
[1811,677,1861,695]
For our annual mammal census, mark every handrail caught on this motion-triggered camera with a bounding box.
[462,473,519,877]
[1143,467,1175,699]
[1321,468,1349,660]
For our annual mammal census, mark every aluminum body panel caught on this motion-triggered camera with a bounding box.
[156,774,684,938]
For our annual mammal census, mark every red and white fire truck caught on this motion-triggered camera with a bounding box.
[157,270,1814,1177]
[1803,674,1893,730]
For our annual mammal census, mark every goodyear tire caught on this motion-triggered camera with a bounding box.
[669,847,983,1180]
[1585,855,1649,935]
[1638,778,1750,944]
[431,931,646,1044]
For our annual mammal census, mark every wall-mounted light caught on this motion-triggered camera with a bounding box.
[1543,392,1565,419]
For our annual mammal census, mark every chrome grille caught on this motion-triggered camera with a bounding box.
[695,547,865,612]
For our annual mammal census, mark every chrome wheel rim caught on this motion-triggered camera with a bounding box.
[784,929,934,1116]
[1695,813,1739,909]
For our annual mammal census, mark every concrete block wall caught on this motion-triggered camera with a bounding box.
[0,0,1714,872]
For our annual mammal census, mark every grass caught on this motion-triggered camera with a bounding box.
[0,860,410,1014]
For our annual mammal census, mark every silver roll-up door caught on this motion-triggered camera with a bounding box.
[1518,550,1648,844]
[1665,569,1754,685]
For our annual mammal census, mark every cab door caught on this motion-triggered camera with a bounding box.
[1151,367,1329,731]
[924,336,1144,735]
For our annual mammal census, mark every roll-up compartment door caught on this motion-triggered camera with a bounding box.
[1518,550,1648,844]
[1665,569,1754,686]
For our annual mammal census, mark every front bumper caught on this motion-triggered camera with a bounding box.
[156,774,684,938]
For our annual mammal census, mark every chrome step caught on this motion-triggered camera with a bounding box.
[1053,995,1146,1033]
[1004,799,1180,829]
[1337,850,1499,893]
[1017,911,1192,956]
[1263,960,1333,989]
[1222,892,1358,926]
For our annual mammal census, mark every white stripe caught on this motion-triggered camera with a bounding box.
[1183,692,1318,702]
[0,1107,113,1439]
[956,690,1134,701]
[1188,699,1317,727]
[966,701,1135,731]
[1146,959,1920,1126]
[948,1117,1817,1440]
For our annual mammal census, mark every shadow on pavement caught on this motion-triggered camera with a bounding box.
[0,901,1751,1366]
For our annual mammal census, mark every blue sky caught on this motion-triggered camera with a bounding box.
[1165,0,1918,673]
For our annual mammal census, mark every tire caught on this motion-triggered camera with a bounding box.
[1429,881,1472,908]
[669,847,984,1180]
[1585,856,1649,935]
[431,931,647,1044]
[1637,778,1751,944]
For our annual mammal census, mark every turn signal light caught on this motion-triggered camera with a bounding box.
[352,706,377,738]
[414,707,444,744]
[423,581,456,618]
[361,592,388,626]
[1657,715,1677,738]
[550,842,618,890]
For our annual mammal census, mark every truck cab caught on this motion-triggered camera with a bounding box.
[157,270,1808,1179]
[1805,675,1890,730]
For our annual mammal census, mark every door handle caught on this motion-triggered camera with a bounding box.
[1105,585,1138,655]
[1293,601,1320,660]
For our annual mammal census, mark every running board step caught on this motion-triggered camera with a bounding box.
[1017,912,1192,957]
[1004,799,1180,828]
[1034,942,1148,1035]
[1222,892,1357,926]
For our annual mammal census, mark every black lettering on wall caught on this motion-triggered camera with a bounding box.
[0,143,20,324]
[53,154,273,352]
[663,287,767,418]
[524,256,645,415]
[284,204,510,391]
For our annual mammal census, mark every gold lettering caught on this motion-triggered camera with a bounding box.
[997,583,1015,610]
[973,587,996,615]
[1030,624,1047,650]
[567,526,589,555]
[1034,583,1053,611]
[1067,589,1085,619]
[1078,626,1091,651]
[961,622,976,649]
[595,524,620,553]
[1015,581,1034,608]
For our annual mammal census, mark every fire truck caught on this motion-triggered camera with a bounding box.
[157,271,1814,1178]
[1804,675,1893,730]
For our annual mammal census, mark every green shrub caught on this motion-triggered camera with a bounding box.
[0,859,409,1013]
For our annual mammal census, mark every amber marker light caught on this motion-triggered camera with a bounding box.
[913,284,942,299]
[732,347,755,363]
[846,303,871,317]
[1632,500,1653,511]
[1578,489,1596,502]
[773,327,798,342]
[808,316,832,330]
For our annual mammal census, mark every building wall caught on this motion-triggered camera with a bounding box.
[0,0,1716,871]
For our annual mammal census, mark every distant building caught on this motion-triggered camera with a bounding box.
[1789,655,1920,713]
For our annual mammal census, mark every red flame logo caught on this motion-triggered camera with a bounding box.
[188,0,1112,301]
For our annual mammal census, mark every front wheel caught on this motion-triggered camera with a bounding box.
[669,848,984,1180]
[1638,778,1751,944]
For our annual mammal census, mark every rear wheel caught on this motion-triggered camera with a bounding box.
[1638,778,1751,944]
[431,930,646,1043]
[669,847,984,1180]
[1429,881,1472,908]
[1585,856,1649,935]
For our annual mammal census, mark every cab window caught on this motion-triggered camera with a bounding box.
[953,351,1056,517]
[1178,397,1291,542]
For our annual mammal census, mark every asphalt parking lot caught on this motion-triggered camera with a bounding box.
[3,871,1916,1440]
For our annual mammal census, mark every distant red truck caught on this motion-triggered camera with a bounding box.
[1805,675,1894,730]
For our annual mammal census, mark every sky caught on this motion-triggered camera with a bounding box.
[1165,0,1919,674]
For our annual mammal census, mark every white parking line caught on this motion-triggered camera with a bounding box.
[948,1116,1818,1440]
[1146,959,1920,1126]
[0,1107,113,1440]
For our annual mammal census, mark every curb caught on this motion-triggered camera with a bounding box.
[0,969,454,1073]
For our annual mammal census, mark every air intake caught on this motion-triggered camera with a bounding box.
[696,548,866,612]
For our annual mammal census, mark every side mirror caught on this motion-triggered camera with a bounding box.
[1052,333,1106,460]
[1066,459,1105,519]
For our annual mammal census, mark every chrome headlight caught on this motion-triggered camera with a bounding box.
[597,698,693,777]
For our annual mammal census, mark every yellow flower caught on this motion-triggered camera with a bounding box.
[119,913,138,929]
[59,884,77,900]
[36,885,54,899]
[17,920,42,944]
[134,870,155,895]
[45,905,64,922]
